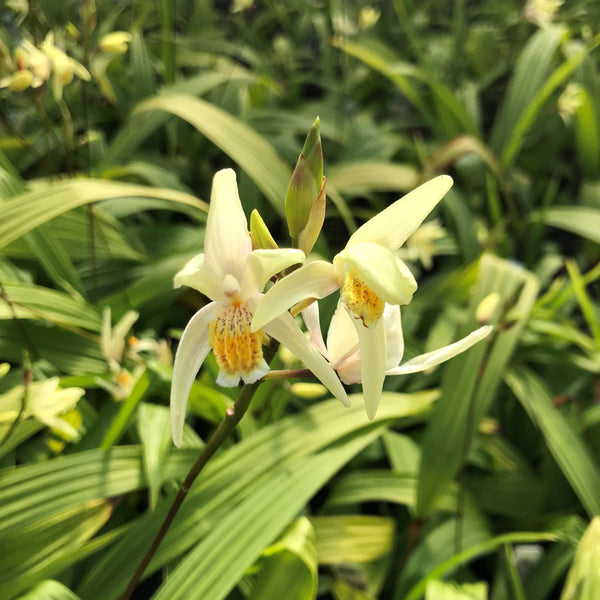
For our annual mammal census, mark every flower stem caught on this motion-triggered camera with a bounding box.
[120,343,278,600]
[263,368,313,380]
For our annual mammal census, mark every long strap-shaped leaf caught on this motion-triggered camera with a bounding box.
[0,179,207,250]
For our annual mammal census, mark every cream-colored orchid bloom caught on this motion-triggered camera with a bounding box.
[0,376,85,440]
[303,300,492,416]
[170,169,349,446]
[252,176,454,419]
[40,33,91,100]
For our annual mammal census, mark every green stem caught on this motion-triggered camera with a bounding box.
[119,343,278,600]
[263,368,312,380]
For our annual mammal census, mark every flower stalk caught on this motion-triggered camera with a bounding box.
[120,340,278,600]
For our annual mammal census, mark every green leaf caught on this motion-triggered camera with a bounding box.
[101,369,152,450]
[17,580,82,600]
[134,94,291,214]
[425,580,487,600]
[0,282,101,332]
[137,403,172,510]
[416,254,539,516]
[0,499,112,598]
[560,517,600,600]
[77,392,436,600]
[506,367,600,517]
[395,513,492,600]
[0,179,207,250]
[249,517,318,600]
[403,529,560,600]
[311,515,394,564]
[490,26,564,155]
[536,207,600,244]
[501,33,600,165]
[574,88,600,178]
[327,161,418,196]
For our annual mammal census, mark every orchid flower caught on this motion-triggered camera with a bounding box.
[252,176,463,418]
[303,300,492,412]
[170,169,349,446]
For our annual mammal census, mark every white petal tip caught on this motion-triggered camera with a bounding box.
[216,370,241,387]
[242,359,270,384]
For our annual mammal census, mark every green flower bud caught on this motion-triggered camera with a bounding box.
[285,117,323,241]
[250,209,278,249]
[297,176,326,255]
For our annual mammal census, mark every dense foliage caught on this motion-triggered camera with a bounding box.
[1,1,600,599]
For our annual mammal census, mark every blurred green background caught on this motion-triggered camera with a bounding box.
[1,0,600,599]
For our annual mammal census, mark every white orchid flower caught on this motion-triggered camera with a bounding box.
[303,300,492,414]
[252,176,457,419]
[170,169,349,446]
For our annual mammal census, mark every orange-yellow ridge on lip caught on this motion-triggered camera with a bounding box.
[209,302,265,378]
[341,268,385,328]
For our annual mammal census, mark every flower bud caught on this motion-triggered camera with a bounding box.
[297,176,326,255]
[476,292,501,324]
[99,32,132,55]
[285,117,323,241]
[250,209,278,249]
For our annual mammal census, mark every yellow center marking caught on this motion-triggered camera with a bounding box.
[209,301,265,378]
[341,268,385,328]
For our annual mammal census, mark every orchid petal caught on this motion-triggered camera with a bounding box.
[326,301,359,364]
[337,242,417,306]
[174,253,222,299]
[353,313,387,420]
[383,304,405,370]
[242,248,305,297]
[386,325,493,376]
[347,175,453,250]
[170,302,216,447]
[204,169,252,280]
[251,261,338,332]
[301,301,329,359]
[264,311,350,407]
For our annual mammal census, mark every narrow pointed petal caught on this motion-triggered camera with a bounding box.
[337,242,417,306]
[204,169,252,279]
[242,248,305,296]
[170,302,216,447]
[251,261,338,332]
[347,175,453,250]
[174,253,222,299]
[301,301,329,358]
[353,314,387,420]
[264,311,350,407]
[386,325,493,376]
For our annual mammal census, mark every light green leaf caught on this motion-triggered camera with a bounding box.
[0,500,112,599]
[536,207,600,244]
[327,162,418,195]
[0,282,101,332]
[17,580,82,600]
[0,179,206,250]
[560,517,600,600]
[134,94,291,214]
[249,517,318,600]
[311,515,394,564]
[425,580,487,600]
[137,403,172,511]
[77,393,436,600]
